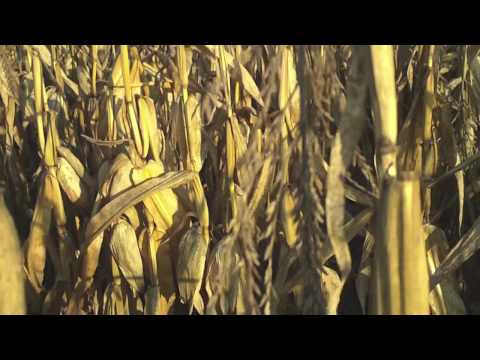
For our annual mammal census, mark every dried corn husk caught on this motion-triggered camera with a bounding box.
[279,46,300,136]
[139,96,161,162]
[136,96,150,159]
[176,224,208,314]
[103,282,128,315]
[24,174,53,295]
[109,220,145,295]
[57,156,90,209]
[131,160,185,232]
[185,94,203,172]
[109,161,140,229]
[205,239,240,314]
[280,188,299,248]
[145,286,176,315]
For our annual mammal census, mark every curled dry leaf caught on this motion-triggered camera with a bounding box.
[424,224,465,315]
[235,60,264,108]
[85,170,195,243]
[326,45,369,288]
[432,215,480,288]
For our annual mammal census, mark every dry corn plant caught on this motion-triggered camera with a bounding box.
[2,44,480,314]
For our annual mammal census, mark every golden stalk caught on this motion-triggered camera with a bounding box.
[32,49,45,156]
[370,45,398,179]
[369,173,429,314]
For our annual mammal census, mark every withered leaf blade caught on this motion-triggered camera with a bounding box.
[29,45,52,67]
[356,231,374,314]
[455,153,464,234]
[320,208,374,265]
[85,170,195,244]
[325,45,369,283]
[424,224,466,315]
[321,266,342,315]
[432,215,480,288]
[437,111,463,233]
[236,60,264,107]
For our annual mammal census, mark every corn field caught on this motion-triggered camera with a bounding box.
[1,45,480,315]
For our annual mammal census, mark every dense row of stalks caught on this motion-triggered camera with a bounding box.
[1,45,480,315]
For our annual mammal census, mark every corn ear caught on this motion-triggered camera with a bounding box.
[57,156,90,209]
[139,96,161,162]
[185,94,203,172]
[280,188,299,248]
[176,224,208,314]
[109,220,145,296]
[24,174,53,296]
